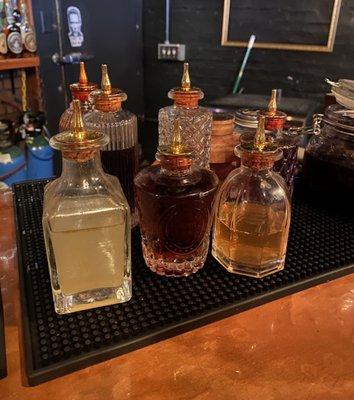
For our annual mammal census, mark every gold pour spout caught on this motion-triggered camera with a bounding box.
[268,89,277,115]
[171,119,182,154]
[254,115,266,151]
[181,62,191,91]
[78,61,88,85]
[71,99,86,141]
[101,64,112,95]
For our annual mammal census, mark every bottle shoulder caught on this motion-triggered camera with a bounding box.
[43,174,130,216]
[85,108,136,125]
[159,105,212,118]
[219,167,290,205]
[135,166,218,197]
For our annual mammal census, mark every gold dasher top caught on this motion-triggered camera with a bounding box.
[50,100,108,161]
[168,63,204,108]
[90,64,127,112]
[69,62,97,102]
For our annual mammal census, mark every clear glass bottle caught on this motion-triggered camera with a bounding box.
[212,115,291,278]
[0,1,8,57]
[158,63,212,168]
[4,0,22,56]
[84,64,138,226]
[42,100,131,314]
[59,62,97,132]
[20,1,37,54]
[135,120,219,277]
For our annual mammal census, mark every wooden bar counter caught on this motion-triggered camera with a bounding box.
[0,189,354,400]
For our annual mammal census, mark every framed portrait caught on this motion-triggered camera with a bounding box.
[221,0,342,52]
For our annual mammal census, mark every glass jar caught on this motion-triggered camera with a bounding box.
[212,115,291,278]
[158,63,212,168]
[210,112,238,181]
[42,100,131,314]
[84,64,138,226]
[135,120,219,277]
[303,104,354,200]
[59,62,97,132]
[234,108,259,137]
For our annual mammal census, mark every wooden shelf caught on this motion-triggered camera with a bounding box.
[0,56,40,72]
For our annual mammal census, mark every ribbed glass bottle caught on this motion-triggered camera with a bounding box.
[84,64,138,226]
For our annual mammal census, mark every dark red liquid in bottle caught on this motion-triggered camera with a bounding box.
[101,145,138,212]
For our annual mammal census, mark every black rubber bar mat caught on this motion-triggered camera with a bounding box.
[13,180,354,386]
[0,285,7,379]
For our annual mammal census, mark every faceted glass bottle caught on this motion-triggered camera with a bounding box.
[42,100,131,314]
[84,64,138,226]
[158,63,212,168]
[135,120,219,277]
[212,116,291,278]
[59,62,97,132]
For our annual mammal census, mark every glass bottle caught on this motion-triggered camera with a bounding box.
[212,115,291,278]
[19,0,37,54]
[303,105,354,203]
[261,89,299,194]
[42,100,131,314]
[59,62,97,132]
[4,0,22,56]
[0,1,8,57]
[135,120,219,277]
[84,64,138,226]
[158,63,212,168]
[11,0,21,26]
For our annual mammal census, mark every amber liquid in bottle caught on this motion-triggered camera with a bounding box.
[214,203,288,272]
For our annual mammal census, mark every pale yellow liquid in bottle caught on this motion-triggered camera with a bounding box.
[213,202,289,276]
[47,197,125,296]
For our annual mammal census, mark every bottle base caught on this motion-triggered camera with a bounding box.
[212,246,285,278]
[52,280,132,314]
[141,242,208,277]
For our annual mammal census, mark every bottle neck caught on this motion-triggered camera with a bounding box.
[61,151,105,181]
[159,154,193,176]
[240,153,276,171]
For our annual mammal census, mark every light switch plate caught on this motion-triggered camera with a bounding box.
[158,43,186,61]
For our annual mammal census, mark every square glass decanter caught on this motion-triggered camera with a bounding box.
[43,100,131,314]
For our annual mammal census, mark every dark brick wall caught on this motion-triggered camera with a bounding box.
[143,0,354,118]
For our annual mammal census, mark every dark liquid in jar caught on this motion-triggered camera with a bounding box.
[302,152,354,202]
[101,146,138,212]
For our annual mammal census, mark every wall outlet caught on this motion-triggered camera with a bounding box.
[158,43,186,61]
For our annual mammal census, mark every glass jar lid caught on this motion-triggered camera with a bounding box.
[323,104,354,136]
[234,109,259,129]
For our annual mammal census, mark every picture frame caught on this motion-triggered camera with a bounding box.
[221,0,342,52]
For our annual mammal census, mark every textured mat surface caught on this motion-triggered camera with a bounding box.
[13,180,354,385]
